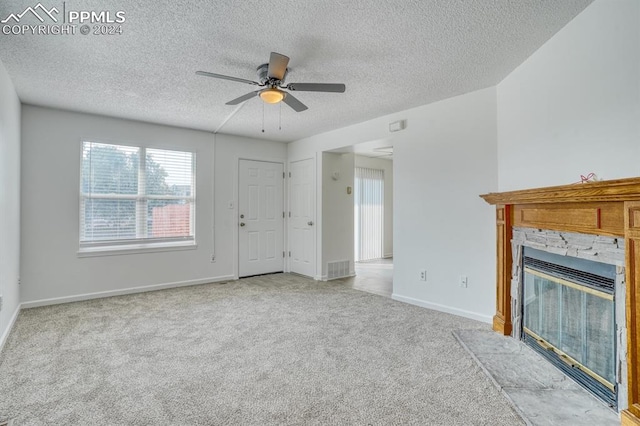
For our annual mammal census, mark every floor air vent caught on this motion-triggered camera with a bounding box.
[327,260,350,279]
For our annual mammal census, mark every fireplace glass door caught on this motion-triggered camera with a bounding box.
[522,248,616,407]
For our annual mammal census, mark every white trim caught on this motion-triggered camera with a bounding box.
[21,275,236,309]
[211,133,216,262]
[320,272,357,282]
[314,154,321,279]
[288,156,318,278]
[0,304,22,354]
[383,253,393,259]
[77,241,197,257]
[391,293,492,324]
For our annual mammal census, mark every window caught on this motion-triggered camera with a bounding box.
[354,167,384,262]
[80,141,195,254]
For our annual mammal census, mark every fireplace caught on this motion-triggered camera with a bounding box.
[521,246,617,407]
[480,177,640,426]
[508,228,626,409]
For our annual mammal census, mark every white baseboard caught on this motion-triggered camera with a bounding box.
[391,293,492,324]
[319,272,356,282]
[21,275,236,309]
[383,253,393,259]
[0,303,22,354]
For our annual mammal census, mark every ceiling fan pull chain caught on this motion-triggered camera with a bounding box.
[279,102,282,131]
[262,101,265,133]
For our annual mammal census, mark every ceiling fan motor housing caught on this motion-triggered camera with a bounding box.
[256,63,287,85]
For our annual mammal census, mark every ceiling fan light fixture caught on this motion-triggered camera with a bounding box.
[259,88,285,104]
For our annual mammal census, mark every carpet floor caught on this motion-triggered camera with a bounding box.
[0,273,524,425]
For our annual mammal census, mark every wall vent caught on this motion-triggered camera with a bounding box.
[327,260,350,280]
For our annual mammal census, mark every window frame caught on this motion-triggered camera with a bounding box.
[78,140,197,257]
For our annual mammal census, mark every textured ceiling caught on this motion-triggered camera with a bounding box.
[0,0,593,142]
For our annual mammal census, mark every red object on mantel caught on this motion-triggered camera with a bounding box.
[574,172,600,184]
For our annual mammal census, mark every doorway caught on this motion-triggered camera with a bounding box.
[352,148,393,297]
[238,159,284,277]
[289,158,316,278]
[323,142,393,296]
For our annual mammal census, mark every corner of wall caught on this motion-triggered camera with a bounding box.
[0,57,22,350]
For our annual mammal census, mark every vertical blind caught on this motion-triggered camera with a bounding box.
[80,141,195,247]
[354,167,384,262]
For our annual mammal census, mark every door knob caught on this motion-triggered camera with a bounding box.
[240,214,244,219]
[240,222,246,227]
[307,221,314,226]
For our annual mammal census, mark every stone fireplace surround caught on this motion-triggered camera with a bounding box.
[481,177,640,426]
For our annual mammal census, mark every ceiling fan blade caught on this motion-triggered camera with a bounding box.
[226,91,259,105]
[282,92,308,112]
[286,83,346,93]
[196,71,259,86]
[267,52,290,80]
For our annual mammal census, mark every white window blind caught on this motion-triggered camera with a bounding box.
[354,167,384,262]
[80,141,195,251]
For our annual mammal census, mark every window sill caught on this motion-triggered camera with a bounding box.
[77,241,197,258]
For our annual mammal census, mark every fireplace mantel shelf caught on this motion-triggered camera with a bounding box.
[480,177,640,205]
[480,176,640,426]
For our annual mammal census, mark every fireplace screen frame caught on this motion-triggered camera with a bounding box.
[521,246,617,408]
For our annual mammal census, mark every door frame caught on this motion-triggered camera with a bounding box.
[233,156,287,279]
[288,156,318,279]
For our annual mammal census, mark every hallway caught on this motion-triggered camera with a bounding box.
[342,258,393,298]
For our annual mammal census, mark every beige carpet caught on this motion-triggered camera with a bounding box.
[0,273,523,425]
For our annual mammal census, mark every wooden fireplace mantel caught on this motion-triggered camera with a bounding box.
[480,177,640,425]
[481,177,640,205]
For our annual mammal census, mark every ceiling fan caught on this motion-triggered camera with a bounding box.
[196,52,346,112]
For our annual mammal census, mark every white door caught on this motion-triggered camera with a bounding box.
[289,158,316,277]
[238,160,284,277]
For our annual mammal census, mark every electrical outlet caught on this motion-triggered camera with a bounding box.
[419,270,427,282]
[459,275,468,288]
[210,254,216,263]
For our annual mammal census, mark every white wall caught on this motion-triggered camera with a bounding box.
[289,87,498,322]
[354,155,393,258]
[20,106,286,305]
[498,0,640,191]
[0,59,21,347]
[393,88,497,322]
[322,152,355,278]
[14,0,635,329]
